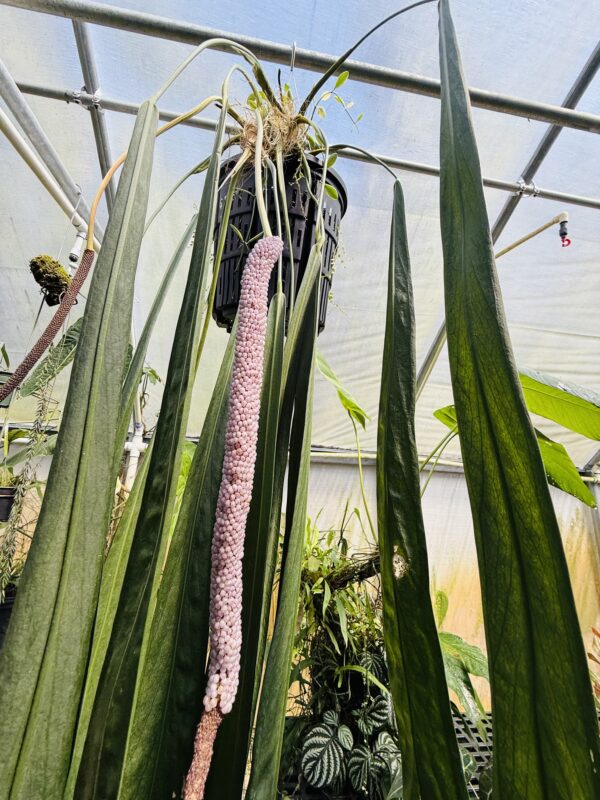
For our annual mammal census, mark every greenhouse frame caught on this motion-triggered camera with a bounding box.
[0,1,599,798]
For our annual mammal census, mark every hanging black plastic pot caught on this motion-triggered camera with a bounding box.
[0,371,14,409]
[0,486,16,522]
[212,154,347,333]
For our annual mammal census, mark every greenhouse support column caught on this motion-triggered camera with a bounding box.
[73,19,116,211]
[0,55,100,234]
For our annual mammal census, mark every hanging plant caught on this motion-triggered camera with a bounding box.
[29,254,73,306]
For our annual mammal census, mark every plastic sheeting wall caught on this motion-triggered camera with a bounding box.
[303,459,600,706]
[1,0,599,465]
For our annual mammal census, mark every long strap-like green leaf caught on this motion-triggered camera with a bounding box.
[0,101,158,800]
[438,2,600,797]
[246,280,318,800]
[114,212,198,471]
[206,292,286,799]
[118,330,236,800]
[376,180,468,800]
[64,438,154,798]
[76,108,227,800]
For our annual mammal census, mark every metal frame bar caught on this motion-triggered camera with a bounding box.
[2,0,600,466]
[0,55,96,227]
[72,19,115,210]
[415,37,600,407]
[12,81,600,212]
[3,0,600,133]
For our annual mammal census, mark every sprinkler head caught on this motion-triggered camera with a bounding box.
[69,230,86,263]
[559,220,571,247]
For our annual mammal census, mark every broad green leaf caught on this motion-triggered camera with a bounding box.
[317,349,370,429]
[536,432,596,507]
[324,183,338,200]
[434,405,596,507]
[301,722,345,788]
[0,101,158,800]
[5,433,56,469]
[376,180,467,800]
[19,318,82,397]
[118,333,234,799]
[439,630,488,735]
[334,70,350,88]
[438,632,488,681]
[76,108,228,799]
[206,293,286,799]
[438,1,600,796]
[519,368,600,440]
[435,589,449,628]
[246,281,318,800]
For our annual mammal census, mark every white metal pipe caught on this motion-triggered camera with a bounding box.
[0,104,87,229]
[4,0,600,133]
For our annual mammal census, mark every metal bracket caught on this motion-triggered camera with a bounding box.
[66,86,103,111]
[516,178,541,198]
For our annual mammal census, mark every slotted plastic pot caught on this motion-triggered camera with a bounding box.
[0,371,14,409]
[0,487,16,522]
[212,154,347,333]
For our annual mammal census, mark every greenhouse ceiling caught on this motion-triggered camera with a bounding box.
[1,0,599,469]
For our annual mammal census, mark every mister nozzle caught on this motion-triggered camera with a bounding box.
[559,220,571,248]
[69,230,86,263]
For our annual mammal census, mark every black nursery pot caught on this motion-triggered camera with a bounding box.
[0,371,14,409]
[0,486,16,522]
[212,154,347,334]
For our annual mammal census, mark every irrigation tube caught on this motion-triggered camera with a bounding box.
[3,0,600,133]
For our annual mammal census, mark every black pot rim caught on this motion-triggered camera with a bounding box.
[0,486,16,495]
[219,151,348,218]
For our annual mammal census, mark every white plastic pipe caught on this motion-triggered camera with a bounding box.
[0,104,101,249]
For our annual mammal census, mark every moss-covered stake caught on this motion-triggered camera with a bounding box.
[184,235,283,800]
[30,254,72,306]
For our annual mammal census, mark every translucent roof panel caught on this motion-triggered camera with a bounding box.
[1,0,599,469]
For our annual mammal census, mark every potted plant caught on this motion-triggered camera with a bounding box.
[212,147,347,333]
[0,465,16,523]
[0,558,23,648]
[0,343,14,409]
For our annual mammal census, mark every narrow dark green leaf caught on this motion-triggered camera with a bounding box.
[118,332,235,800]
[438,2,600,796]
[434,405,596,507]
[246,282,319,800]
[0,102,158,800]
[206,293,286,799]
[114,214,198,470]
[376,181,467,800]
[76,113,226,799]
[519,368,600,440]
[66,442,153,796]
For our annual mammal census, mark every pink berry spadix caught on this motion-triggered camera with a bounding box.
[184,234,283,800]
